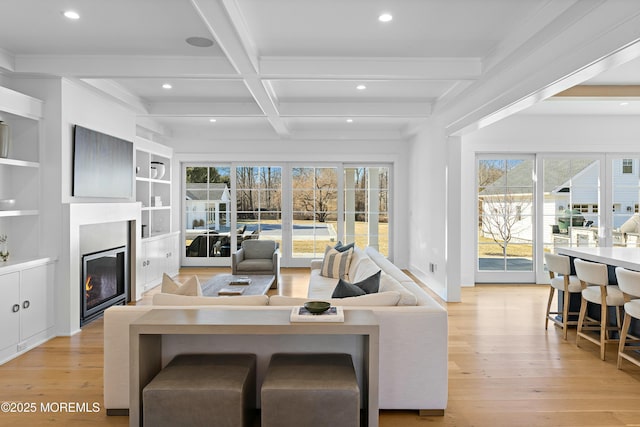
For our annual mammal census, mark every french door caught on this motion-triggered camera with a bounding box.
[476,153,640,283]
[182,162,393,267]
[476,155,535,283]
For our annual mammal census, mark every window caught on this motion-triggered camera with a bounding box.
[291,167,338,258]
[344,167,389,256]
[572,204,598,213]
[623,159,633,174]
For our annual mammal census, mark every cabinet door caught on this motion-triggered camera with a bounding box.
[0,272,20,351]
[20,264,53,341]
[164,234,180,277]
[145,239,165,286]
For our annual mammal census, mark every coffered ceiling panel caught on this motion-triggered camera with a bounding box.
[265,79,459,102]
[236,0,547,57]
[0,0,225,56]
[110,79,253,102]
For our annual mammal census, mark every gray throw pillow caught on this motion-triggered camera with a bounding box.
[331,270,381,298]
[331,279,366,298]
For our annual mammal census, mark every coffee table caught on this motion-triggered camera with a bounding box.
[200,274,274,296]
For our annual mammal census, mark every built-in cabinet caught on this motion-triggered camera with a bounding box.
[138,232,180,292]
[0,86,56,363]
[0,260,55,364]
[134,138,178,294]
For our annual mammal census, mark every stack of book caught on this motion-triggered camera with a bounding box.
[218,287,245,296]
[289,306,344,322]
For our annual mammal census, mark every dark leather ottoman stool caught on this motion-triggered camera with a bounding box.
[142,353,256,427]
[261,353,360,427]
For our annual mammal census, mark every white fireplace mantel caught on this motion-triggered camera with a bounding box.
[60,202,140,335]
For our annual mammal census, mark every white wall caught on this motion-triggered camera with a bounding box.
[162,136,411,267]
[406,120,463,301]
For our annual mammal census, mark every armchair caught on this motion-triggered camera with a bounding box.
[231,239,279,288]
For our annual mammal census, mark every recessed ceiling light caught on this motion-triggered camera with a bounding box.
[620,102,629,106]
[162,83,172,89]
[186,36,214,48]
[378,13,393,22]
[356,84,367,90]
[63,10,80,20]
[209,118,217,123]
[346,119,354,123]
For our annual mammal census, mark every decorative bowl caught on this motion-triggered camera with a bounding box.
[151,161,166,179]
[0,199,16,210]
[304,301,331,314]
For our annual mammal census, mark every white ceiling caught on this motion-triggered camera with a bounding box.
[0,0,637,140]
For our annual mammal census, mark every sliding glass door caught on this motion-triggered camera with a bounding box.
[476,156,535,283]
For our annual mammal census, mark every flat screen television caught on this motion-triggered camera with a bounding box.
[72,125,133,198]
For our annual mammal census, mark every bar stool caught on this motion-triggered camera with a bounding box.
[544,253,582,339]
[574,259,625,360]
[615,267,640,369]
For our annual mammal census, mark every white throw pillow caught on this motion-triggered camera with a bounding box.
[161,273,203,296]
[321,246,353,279]
[379,273,418,306]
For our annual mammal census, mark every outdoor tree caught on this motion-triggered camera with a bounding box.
[292,167,337,222]
[480,192,532,257]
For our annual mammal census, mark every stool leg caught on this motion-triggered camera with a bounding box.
[545,287,555,331]
[600,292,608,361]
[562,288,570,340]
[576,296,588,348]
[618,312,631,369]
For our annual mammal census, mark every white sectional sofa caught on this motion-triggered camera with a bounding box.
[103,246,448,414]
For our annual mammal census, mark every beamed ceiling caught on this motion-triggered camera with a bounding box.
[2,0,640,141]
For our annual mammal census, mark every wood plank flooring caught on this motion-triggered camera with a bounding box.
[0,269,639,426]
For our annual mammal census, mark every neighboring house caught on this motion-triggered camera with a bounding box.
[185,183,231,231]
[479,159,639,247]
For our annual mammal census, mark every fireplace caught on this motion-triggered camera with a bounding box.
[81,246,128,326]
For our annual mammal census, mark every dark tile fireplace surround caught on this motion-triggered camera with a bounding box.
[79,221,131,326]
[81,246,128,326]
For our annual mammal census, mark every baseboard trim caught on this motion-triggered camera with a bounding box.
[106,408,129,416]
[419,409,445,417]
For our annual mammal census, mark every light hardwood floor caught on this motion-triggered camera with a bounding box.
[1,268,640,426]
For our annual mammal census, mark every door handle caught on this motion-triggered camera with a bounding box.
[12,304,20,313]
[22,300,30,309]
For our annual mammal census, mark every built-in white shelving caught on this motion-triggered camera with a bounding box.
[0,86,55,365]
[135,138,172,239]
[0,86,43,261]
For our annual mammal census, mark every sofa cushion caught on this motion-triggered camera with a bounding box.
[161,274,202,296]
[242,240,276,259]
[364,246,413,283]
[235,258,273,272]
[353,258,382,283]
[269,291,400,307]
[379,273,418,306]
[347,247,367,281]
[321,246,353,279]
[153,293,269,306]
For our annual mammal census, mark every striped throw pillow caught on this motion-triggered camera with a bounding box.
[321,246,353,279]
